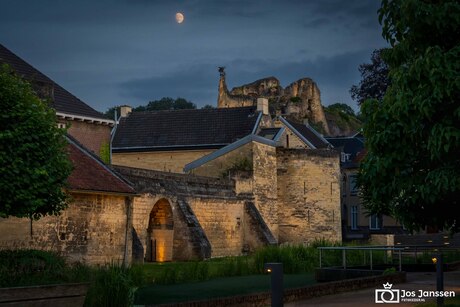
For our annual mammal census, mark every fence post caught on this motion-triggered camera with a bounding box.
[342,249,347,269]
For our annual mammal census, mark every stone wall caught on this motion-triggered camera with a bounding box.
[277,148,342,244]
[190,142,253,178]
[0,193,132,265]
[65,121,111,157]
[112,149,215,173]
[252,142,279,240]
[188,197,245,257]
[115,166,271,260]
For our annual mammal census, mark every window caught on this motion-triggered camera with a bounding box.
[57,123,66,129]
[341,152,351,162]
[351,205,358,230]
[370,214,382,230]
[349,175,358,195]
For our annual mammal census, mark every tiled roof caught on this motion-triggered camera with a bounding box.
[66,136,135,194]
[112,107,259,151]
[284,119,330,149]
[0,43,107,120]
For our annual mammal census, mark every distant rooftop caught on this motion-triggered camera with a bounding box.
[112,107,260,152]
[0,43,108,121]
[67,135,135,194]
[283,118,330,149]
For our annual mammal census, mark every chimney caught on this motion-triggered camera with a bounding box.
[257,98,269,115]
[119,105,132,118]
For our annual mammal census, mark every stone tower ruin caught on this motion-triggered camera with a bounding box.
[217,68,330,135]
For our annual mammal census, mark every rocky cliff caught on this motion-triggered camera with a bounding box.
[217,68,330,135]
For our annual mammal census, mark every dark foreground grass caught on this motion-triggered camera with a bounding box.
[134,273,315,305]
[417,295,460,306]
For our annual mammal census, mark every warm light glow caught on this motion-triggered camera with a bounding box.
[175,12,184,24]
[157,244,165,262]
[432,257,437,264]
[266,268,272,273]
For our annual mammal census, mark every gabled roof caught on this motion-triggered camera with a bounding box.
[184,134,277,173]
[258,128,282,140]
[66,135,135,195]
[112,107,260,151]
[280,118,330,149]
[0,44,109,121]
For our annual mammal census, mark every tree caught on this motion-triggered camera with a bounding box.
[104,97,197,118]
[350,48,390,105]
[201,104,215,109]
[0,65,72,219]
[136,97,196,111]
[104,106,118,120]
[326,103,356,116]
[358,0,460,232]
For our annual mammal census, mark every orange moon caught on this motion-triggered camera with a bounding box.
[175,12,184,24]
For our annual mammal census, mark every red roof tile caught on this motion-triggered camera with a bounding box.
[67,138,135,194]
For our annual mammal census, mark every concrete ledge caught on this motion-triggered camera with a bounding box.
[149,272,406,307]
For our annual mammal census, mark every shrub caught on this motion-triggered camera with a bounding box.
[0,249,77,287]
[85,262,144,307]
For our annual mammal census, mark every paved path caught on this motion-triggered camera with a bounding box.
[285,271,460,306]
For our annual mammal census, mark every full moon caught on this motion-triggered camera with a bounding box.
[175,12,184,24]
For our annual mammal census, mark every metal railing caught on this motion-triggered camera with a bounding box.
[318,246,406,271]
[317,245,459,272]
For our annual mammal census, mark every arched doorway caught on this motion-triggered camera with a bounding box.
[147,199,174,262]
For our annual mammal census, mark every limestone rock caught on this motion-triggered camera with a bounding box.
[217,68,330,135]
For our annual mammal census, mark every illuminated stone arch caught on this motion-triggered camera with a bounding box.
[146,198,174,262]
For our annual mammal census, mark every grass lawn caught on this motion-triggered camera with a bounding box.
[134,273,316,305]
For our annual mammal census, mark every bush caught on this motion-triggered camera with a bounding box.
[0,250,143,307]
[0,249,79,287]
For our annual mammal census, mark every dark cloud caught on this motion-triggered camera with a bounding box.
[119,63,219,106]
[119,48,378,111]
[1,0,386,113]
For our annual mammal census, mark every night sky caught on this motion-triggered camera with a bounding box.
[0,0,386,113]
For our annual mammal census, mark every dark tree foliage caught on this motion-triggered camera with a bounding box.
[0,65,72,219]
[104,106,118,120]
[201,104,215,109]
[326,103,356,116]
[350,49,390,105]
[358,0,460,232]
[135,97,196,112]
[105,97,197,118]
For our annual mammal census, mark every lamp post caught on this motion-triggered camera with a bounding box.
[264,263,283,307]
[433,253,444,307]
